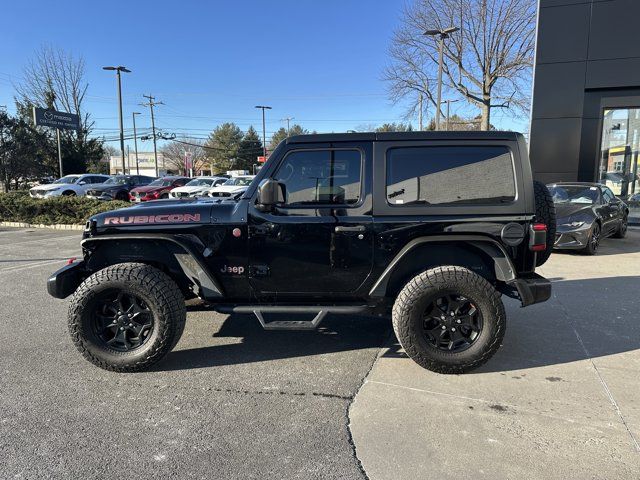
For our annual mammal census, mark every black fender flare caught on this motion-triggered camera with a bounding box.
[368,235,517,298]
[81,233,224,299]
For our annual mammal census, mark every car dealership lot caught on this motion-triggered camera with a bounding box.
[1,227,639,479]
[351,228,640,479]
[0,227,389,479]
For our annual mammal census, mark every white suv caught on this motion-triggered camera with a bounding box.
[205,175,255,198]
[29,174,111,198]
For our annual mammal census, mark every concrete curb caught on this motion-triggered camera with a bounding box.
[0,221,84,231]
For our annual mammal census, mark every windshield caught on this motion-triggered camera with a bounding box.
[148,178,173,187]
[103,176,128,185]
[53,176,79,185]
[549,185,599,205]
[224,177,253,186]
[186,178,214,187]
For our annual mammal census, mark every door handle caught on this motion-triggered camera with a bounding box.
[335,225,366,233]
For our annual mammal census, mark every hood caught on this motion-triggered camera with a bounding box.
[555,203,593,220]
[209,185,246,193]
[32,183,68,191]
[87,183,122,193]
[90,198,245,230]
[172,185,207,194]
[131,185,168,194]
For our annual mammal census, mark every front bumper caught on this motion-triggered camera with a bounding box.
[553,224,591,250]
[47,261,85,299]
[508,273,552,307]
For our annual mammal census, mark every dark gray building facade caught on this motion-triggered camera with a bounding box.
[530,0,640,214]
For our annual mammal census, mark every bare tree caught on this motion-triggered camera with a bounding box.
[14,45,103,172]
[160,138,208,175]
[384,0,536,130]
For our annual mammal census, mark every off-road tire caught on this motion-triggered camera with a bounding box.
[533,180,556,266]
[68,262,186,372]
[612,214,628,239]
[392,266,506,374]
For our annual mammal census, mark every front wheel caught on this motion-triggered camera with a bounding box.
[68,263,186,372]
[392,266,506,374]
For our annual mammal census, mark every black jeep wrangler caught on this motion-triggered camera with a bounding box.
[48,132,555,374]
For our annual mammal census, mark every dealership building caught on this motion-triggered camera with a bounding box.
[529,0,640,216]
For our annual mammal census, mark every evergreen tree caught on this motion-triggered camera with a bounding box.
[237,126,263,172]
[269,124,308,152]
[204,122,243,172]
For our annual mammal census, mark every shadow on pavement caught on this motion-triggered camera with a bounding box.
[382,276,640,374]
[154,313,392,371]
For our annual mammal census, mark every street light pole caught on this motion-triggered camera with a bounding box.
[255,105,272,158]
[424,27,458,131]
[132,112,141,175]
[102,66,131,173]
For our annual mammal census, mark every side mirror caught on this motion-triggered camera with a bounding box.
[77,181,87,186]
[256,178,285,211]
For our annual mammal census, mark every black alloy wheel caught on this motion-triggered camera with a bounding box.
[423,293,483,353]
[614,214,628,238]
[585,223,600,255]
[91,290,154,352]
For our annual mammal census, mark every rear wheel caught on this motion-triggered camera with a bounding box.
[533,180,556,266]
[583,222,600,255]
[160,192,169,199]
[392,266,506,374]
[68,263,186,372]
[62,190,76,196]
[612,214,628,239]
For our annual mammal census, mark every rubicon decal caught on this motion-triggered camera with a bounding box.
[103,213,201,225]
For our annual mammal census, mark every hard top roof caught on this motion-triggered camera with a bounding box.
[286,130,523,144]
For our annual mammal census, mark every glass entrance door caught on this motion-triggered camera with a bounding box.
[599,108,640,221]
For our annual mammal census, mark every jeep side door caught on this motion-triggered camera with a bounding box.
[247,144,374,299]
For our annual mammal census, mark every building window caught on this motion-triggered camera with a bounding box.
[599,108,640,221]
[385,146,516,206]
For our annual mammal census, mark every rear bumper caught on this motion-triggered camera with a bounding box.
[47,261,85,299]
[508,273,552,307]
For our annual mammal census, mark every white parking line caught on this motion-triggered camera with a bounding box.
[0,258,68,274]
[0,234,80,248]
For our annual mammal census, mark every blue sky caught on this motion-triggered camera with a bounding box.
[0,0,528,151]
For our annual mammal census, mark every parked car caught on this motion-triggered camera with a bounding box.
[548,182,629,255]
[48,131,554,375]
[169,177,227,199]
[129,176,190,202]
[204,175,255,197]
[85,175,156,201]
[29,174,111,198]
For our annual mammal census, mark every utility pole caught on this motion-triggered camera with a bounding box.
[424,27,458,131]
[255,105,272,158]
[141,95,163,177]
[102,66,131,173]
[132,112,141,175]
[418,94,423,131]
[281,116,294,136]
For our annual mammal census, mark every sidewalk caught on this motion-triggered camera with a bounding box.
[350,229,640,480]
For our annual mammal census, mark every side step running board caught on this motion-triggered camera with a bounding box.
[213,305,368,331]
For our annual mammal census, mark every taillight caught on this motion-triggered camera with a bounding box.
[529,223,547,251]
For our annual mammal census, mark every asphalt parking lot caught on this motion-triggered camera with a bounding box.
[0,227,389,479]
[1,227,639,479]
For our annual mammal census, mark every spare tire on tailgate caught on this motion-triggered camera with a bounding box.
[533,180,556,267]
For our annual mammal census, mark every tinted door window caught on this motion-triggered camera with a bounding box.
[386,146,515,206]
[274,149,362,205]
[603,188,615,203]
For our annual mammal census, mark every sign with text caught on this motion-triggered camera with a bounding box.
[33,107,80,130]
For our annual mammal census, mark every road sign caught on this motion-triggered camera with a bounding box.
[32,107,80,130]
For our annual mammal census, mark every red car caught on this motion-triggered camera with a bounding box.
[129,176,190,202]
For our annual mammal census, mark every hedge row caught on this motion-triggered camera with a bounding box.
[0,192,130,225]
